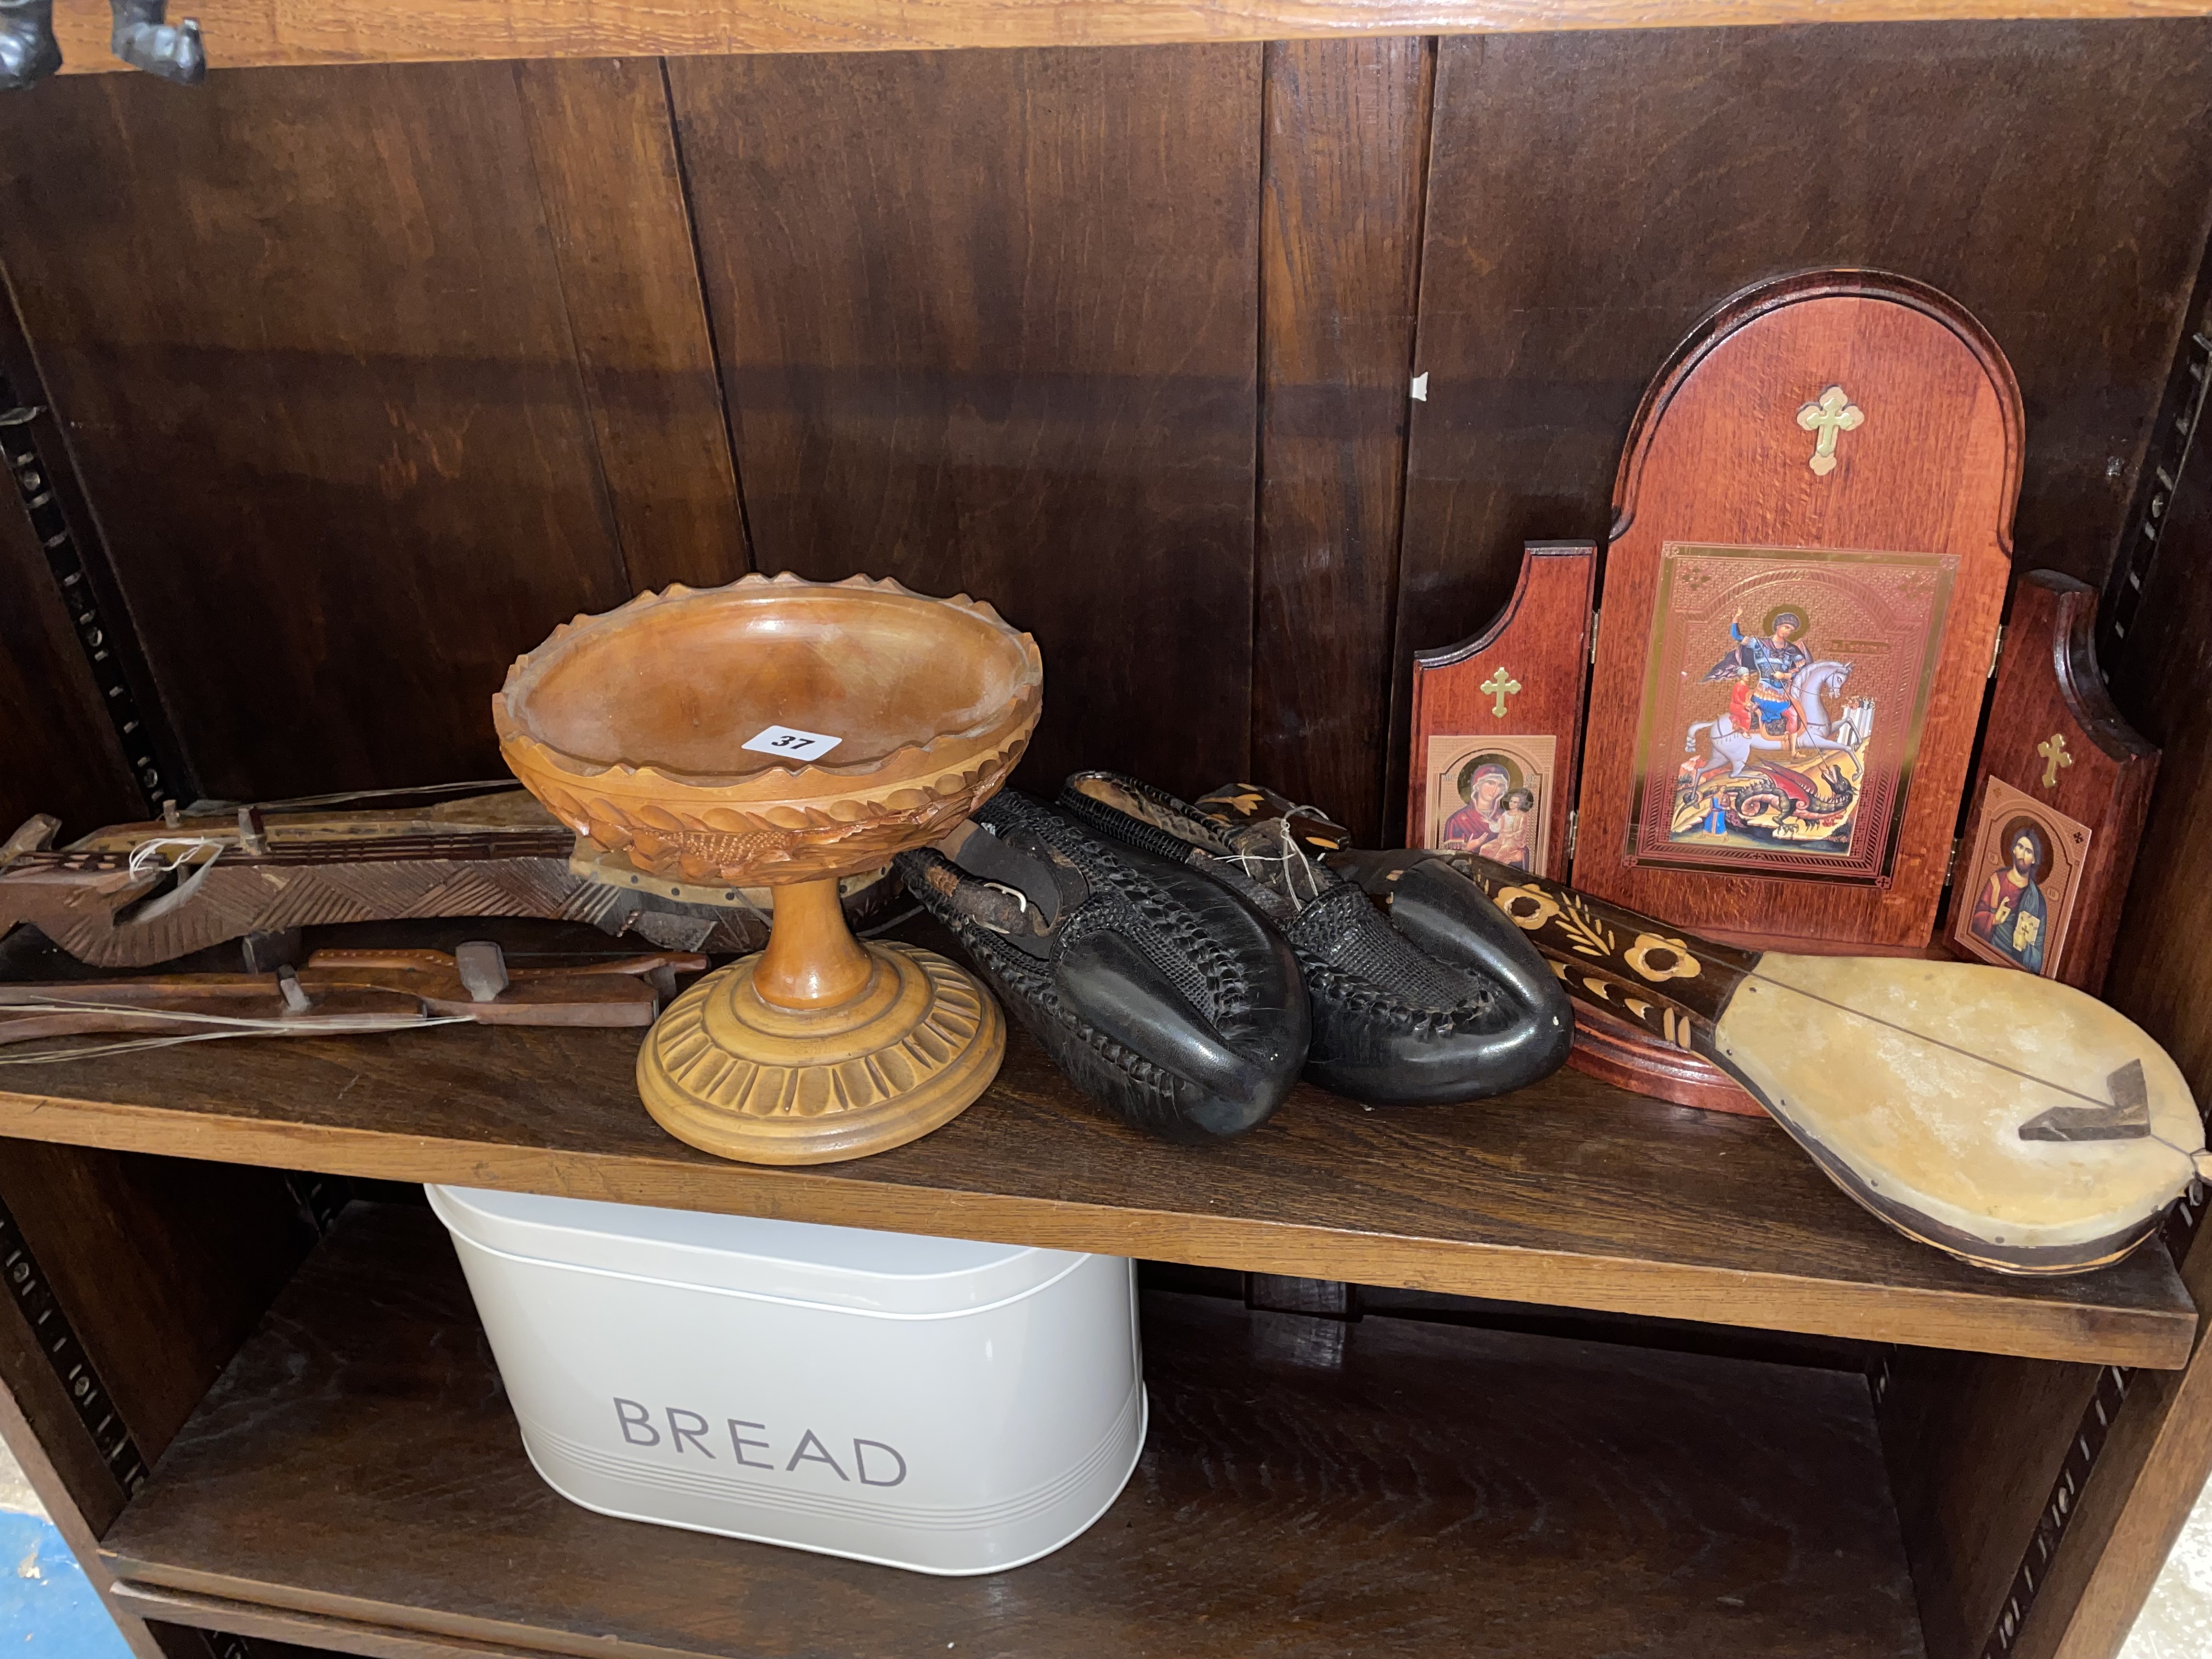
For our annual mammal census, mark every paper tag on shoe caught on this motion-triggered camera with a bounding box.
[743,725,843,763]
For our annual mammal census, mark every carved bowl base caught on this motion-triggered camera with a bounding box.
[636,941,1004,1165]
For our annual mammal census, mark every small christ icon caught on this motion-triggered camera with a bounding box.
[2038,733,2073,789]
[1796,386,1865,477]
[1480,665,1521,718]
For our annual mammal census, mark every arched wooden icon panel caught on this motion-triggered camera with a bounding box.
[1406,541,1594,881]
[1571,270,2019,954]
[1943,571,2158,992]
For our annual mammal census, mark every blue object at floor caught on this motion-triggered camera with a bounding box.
[0,1510,132,1658]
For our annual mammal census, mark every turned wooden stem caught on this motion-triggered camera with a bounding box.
[755,877,874,1009]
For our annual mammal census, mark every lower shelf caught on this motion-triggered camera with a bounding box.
[103,1203,1925,1659]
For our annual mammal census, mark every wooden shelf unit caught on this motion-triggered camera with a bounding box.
[3,20,2212,1659]
[0,917,2191,1372]
[37,0,2212,77]
[99,1201,1926,1659]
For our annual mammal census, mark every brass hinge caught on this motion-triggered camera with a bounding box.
[1989,625,2005,679]
[1946,838,1960,884]
[1589,610,1600,664]
[1566,809,1579,862]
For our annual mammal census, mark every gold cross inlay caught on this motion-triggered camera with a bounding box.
[1480,665,1522,718]
[2038,733,2074,790]
[1796,386,1865,477]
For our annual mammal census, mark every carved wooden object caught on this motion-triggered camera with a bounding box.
[495,572,1041,885]
[0,947,706,1046]
[1558,270,2019,1111]
[1449,854,2207,1277]
[498,572,1037,1166]
[1406,541,1593,881]
[0,792,893,968]
[1941,572,2157,993]
[1571,270,2018,952]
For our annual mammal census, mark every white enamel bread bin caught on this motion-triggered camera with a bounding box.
[425,1185,1145,1575]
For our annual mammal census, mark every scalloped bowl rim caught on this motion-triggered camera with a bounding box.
[494,573,1043,797]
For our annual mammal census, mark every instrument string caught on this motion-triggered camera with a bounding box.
[124,837,224,878]
[1741,970,2111,1106]
[0,998,472,1065]
[1740,970,2203,1164]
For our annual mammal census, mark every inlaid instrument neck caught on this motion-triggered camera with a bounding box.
[1448,855,1756,1056]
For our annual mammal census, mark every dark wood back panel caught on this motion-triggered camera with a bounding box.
[0,63,729,802]
[3,30,2207,830]
[0,448,140,838]
[2106,365,2212,1093]
[1392,19,2212,832]
[667,47,1262,801]
[0,1144,311,1464]
[511,59,753,595]
[1252,39,1431,842]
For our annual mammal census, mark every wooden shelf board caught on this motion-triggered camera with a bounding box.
[44,0,2212,76]
[101,1203,1927,1659]
[0,915,2192,1369]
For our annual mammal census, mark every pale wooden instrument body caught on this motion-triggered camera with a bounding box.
[1715,954,2201,1271]
[1444,854,2205,1274]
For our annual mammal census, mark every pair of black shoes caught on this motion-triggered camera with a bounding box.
[893,775,1570,1143]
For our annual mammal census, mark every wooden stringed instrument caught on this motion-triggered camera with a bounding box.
[0,945,709,1048]
[1350,850,2207,1276]
[0,787,896,969]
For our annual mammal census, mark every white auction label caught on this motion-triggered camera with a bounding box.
[742,724,843,762]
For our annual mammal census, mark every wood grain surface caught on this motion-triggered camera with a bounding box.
[0,66,639,800]
[669,48,1261,802]
[1406,540,1593,877]
[2037,296,2212,1659]
[511,59,752,593]
[0,439,140,841]
[2011,1234,2212,1659]
[1879,1347,2102,1659]
[0,914,2190,1369]
[1571,273,2015,950]
[1392,19,2212,835]
[2106,339,2212,1107]
[0,1144,310,1462]
[112,1587,544,1659]
[36,0,2212,74]
[102,1201,1924,1659]
[1940,573,2157,992]
[1252,39,1431,843]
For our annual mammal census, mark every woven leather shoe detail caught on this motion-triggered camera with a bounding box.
[894,791,1307,1143]
[1061,773,1571,1105]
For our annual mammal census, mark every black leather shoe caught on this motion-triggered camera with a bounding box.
[1058,774,1571,1105]
[893,791,1307,1143]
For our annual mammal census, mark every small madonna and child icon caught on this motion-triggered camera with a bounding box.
[1439,754,1540,871]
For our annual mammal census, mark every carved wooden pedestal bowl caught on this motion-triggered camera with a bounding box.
[495,573,1041,1164]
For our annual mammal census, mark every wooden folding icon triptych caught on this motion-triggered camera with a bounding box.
[1408,269,2158,1115]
